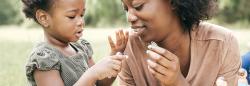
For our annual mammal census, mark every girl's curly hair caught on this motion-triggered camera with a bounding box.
[21,0,55,22]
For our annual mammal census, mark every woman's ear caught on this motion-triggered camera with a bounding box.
[36,9,50,28]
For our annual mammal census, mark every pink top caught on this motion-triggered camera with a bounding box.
[118,22,241,86]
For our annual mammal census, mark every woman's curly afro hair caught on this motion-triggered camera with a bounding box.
[170,0,217,32]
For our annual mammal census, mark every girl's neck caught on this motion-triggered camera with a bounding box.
[44,31,69,48]
[44,31,77,57]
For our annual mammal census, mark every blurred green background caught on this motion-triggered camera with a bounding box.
[0,0,249,86]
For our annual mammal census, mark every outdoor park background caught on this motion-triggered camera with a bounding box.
[0,0,249,86]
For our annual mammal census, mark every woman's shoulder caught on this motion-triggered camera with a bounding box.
[193,22,236,42]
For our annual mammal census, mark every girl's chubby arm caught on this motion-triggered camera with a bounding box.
[34,70,64,86]
[75,29,129,86]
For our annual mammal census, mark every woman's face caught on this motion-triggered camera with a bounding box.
[46,0,85,43]
[122,0,178,43]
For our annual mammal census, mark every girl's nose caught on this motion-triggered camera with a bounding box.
[77,17,85,27]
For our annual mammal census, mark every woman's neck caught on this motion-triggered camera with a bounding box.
[158,24,191,77]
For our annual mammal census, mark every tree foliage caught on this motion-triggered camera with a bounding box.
[0,0,23,25]
[216,0,250,23]
[0,0,249,26]
[85,0,127,27]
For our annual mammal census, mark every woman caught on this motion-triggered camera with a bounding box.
[118,0,241,86]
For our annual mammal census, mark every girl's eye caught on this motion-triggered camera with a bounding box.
[134,4,144,11]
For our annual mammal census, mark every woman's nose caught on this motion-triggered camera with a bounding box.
[127,10,138,22]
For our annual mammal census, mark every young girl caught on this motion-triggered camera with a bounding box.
[22,0,128,86]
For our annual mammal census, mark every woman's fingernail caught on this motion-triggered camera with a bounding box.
[125,55,128,59]
[116,52,122,55]
[146,50,150,54]
[148,45,153,49]
[147,59,156,67]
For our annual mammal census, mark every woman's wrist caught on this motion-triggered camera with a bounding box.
[176,75,190,86]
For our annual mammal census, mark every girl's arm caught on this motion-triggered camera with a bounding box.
[75,54,127,86]
[34,66,98,86]
[34,70,64,86]
[87,58,116,86]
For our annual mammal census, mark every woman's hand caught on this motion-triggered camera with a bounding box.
[146,45,189,86]
[108,29,129,55]
[89,52,127,80]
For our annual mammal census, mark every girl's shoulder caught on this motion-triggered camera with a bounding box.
[26,42,61,84]
[26,42,61,71]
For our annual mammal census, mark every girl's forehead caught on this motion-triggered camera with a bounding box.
[54,0,85,7]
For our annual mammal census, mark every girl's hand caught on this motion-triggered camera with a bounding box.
[108,29,129,55]
[89,52,127,80]
[146,45,188,86]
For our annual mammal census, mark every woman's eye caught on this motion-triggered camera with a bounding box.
[68,16,75,19]
[123,7,128,11]
[134,4,144,11]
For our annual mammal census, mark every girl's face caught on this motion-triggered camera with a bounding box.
[122,0,178,43]
[46,0,85,43]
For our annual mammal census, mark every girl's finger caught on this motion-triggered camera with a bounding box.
[108,35,116,50]
[116,30,122,46]
[111,55,128,61]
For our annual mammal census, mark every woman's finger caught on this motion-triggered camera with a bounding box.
[148,65,167,82]
[146,50,172,68]
[148,45,177,61]
[147,59,168,76]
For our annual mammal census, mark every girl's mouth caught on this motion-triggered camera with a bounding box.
[75,30,83,38]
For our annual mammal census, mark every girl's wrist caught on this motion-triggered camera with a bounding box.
[85,67,99,81]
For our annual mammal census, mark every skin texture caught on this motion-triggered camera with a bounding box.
[122,0,192,85]
[32,0,128,85]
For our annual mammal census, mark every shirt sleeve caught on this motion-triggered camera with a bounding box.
[218,33,241,86]
[118,60,136,86]
[26,48,60,84]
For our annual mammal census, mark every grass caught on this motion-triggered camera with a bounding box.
[0,26,249,86]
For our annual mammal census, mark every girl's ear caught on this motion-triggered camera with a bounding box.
[36,9,50,28]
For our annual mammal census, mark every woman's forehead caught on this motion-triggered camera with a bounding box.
[122,0,144,4]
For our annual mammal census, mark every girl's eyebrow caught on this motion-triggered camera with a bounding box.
[66,8,85,13]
